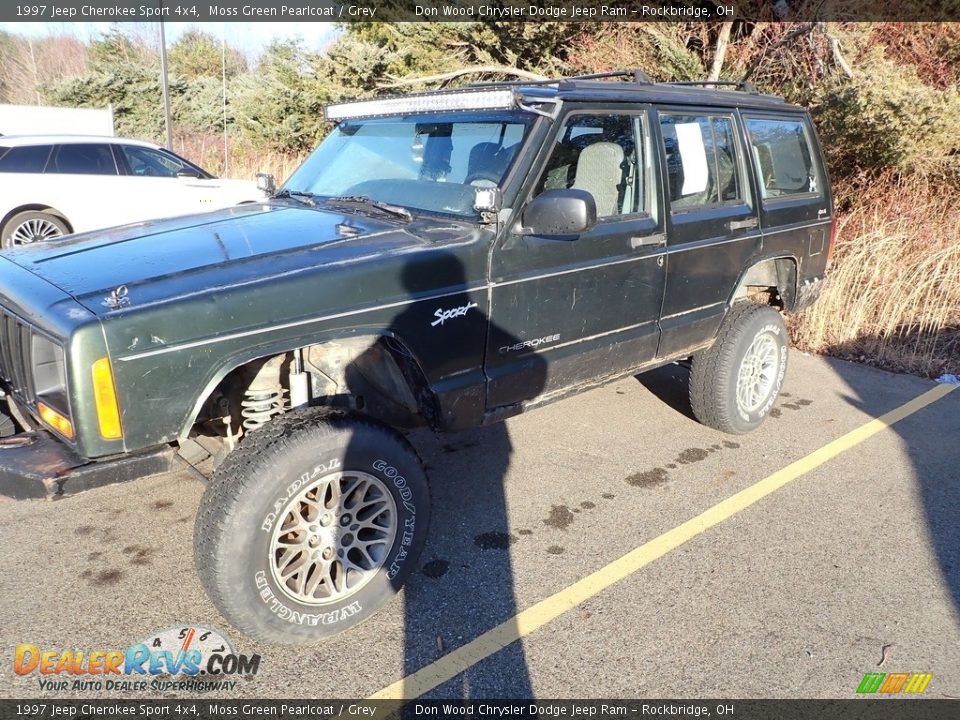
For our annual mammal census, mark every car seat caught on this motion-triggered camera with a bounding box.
[572,142,625,217]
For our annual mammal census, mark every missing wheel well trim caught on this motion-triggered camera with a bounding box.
[734,258,797,310]
[189,337,438,456]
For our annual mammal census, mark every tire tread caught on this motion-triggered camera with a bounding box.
[193,407,425,644]
[689,302,783,434]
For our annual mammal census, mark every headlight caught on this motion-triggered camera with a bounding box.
[32,334,68,413]
[32,334,73,439]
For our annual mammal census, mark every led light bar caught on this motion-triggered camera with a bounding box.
[324,89,518,120]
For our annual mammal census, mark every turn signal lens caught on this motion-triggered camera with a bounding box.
[38,402,74,439]
[92,357,123,440]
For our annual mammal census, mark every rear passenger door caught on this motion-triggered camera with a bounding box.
[43,143,134,232]
[655,109,761,359]
[486,108,666,409]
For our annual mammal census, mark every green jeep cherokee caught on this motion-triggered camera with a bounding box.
[0,72,833,644]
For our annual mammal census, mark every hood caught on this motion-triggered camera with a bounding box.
[0,203,466,316]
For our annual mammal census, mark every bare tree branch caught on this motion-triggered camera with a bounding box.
[378,65,548,90]
[741,22,817,83]
[823,28,854,78]
[707,22,734,82]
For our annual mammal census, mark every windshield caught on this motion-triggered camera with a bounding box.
[282,112,532,218]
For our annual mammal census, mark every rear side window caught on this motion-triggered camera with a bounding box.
[745,118,820,198]
[0,145,52,173]
[659,113,743,211]
[49,144,118,175]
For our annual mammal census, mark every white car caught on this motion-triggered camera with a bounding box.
[0,135,268,247]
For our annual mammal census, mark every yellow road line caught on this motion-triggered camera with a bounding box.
[370,383,956,700]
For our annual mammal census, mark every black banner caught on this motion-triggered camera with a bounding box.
[1,0,959,23]
[2,699,960,720]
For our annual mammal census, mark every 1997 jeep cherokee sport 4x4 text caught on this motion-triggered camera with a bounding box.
[0,72,833,644]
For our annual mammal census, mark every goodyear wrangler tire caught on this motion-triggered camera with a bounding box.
[689,303,788,435]
[194,408,430,645]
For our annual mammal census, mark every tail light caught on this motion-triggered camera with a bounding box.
[826,216,838,269]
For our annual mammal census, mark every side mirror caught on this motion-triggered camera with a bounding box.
[520,188,597,238]
[176,169,202,179]
[256,172,276,196]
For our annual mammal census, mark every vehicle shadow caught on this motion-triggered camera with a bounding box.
[353,250,546,700]
[822,348,960,631]
[794,324,960,627]
[634,362,696,423]
[639,336,960,626]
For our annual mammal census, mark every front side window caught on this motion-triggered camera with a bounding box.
[121,146,196,178]
[534,114,649,218]
[0,145,52,173]
[745,117,820,198]
[283,112,532,218]
[660,113,744,211]
[49,144,118,175]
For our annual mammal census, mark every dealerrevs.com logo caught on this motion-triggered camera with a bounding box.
[14,625,261,693]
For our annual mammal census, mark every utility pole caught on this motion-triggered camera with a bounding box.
[158,4,173,150]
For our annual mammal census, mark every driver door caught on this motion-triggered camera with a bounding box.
[114,144,217,221]
[485,108,667,409]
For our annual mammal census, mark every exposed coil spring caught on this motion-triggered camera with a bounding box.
[241,387,288,430]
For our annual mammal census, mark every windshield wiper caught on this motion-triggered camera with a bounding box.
[323,195,413,222]
[272,189,316,206]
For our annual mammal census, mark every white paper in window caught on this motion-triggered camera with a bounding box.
[675,122,709,195]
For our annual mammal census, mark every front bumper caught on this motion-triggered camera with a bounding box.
[0,431,177,500]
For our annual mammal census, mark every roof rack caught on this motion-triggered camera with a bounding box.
[563,69,653,84]
[667,80,760,94]
[466,68,653,89]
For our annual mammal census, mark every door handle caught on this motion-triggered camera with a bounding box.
[728,217,759,231]
[630,233,666,249]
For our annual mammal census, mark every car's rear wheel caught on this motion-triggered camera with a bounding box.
[689,302,788,434]
[194,407,430,645]
[1,210,69,248]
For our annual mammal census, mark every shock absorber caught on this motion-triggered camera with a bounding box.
[240,355,288,430]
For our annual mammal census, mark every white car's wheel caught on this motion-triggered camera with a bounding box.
[1,211,69,248]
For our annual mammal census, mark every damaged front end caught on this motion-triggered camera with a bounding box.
[0,341,177,501]
[0,428,176,500]
[0,256,178,500]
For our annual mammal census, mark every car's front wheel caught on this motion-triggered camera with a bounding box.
[194,408,430,645]
[689,302,788,434]
[1,210,69,248]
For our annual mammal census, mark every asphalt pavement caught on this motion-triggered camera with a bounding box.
[1,352,958,700]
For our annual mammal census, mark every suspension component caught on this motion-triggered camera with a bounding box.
[289,348,310,408]
[240,355,288,430]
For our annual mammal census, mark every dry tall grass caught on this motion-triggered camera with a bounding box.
[790,175,960,377]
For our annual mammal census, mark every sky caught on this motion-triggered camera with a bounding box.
[0,21,339,59]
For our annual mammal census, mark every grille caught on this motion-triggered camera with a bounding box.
[0,308,35,404]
